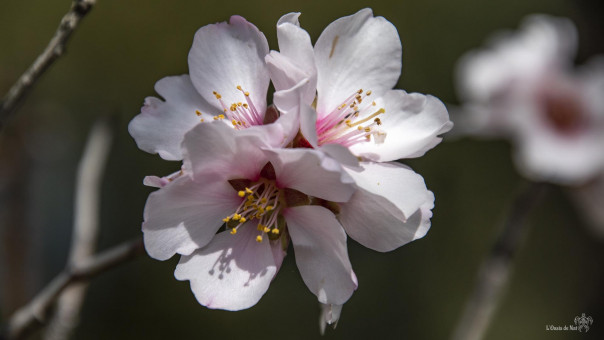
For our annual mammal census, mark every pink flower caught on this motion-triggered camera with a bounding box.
[265,9,452,329]
[266,9,452,163]
[143,121,358,310]
[128,16,273,161]
[456,15,604,185]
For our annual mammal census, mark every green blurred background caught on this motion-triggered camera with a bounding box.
[1,0,603,339]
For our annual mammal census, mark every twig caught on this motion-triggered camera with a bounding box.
[44,118,113,340]
[0,0,98,132]
[2,237,145,340]
[450,182,547,340]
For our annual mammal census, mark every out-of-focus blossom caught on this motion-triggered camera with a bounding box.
[143,121,358,310]
[455,15,604,185]
[128,16,272,161]
[265,8,452,327]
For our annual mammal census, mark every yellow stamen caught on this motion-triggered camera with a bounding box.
[238,191,245,197]
[230,228,237,235]
[195,110,202,116]
[256,235,263,242]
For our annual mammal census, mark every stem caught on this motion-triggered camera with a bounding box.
[0,0,98,132]
[2,237,145,340]
[450,182,547,340]
[44,118,113,340]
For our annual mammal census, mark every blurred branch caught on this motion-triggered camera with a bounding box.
[44,119,113,340]
[2,237,145,340]
[450,182,548,340]
[0,0,98,132]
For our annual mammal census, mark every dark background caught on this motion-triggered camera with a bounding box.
[1,0,603,339]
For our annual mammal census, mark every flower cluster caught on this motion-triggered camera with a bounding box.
[129,9,451,330]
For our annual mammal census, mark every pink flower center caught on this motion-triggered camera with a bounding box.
[199,85,264,129]
[223,179,283,243]
[539,88,586,136]
[316,89,386,147]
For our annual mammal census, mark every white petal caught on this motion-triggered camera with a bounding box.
[457,15,577,104]
[298,104,319,146]
[284,205,357,305]
[349,90,453,161]
[265,148,355,202]
[182,122,269,181]
[174,222,278,311]
[266,12,317,105]
[344,162,432,218]
[128,75,217,160]
[142,175,241,260]
[315,8,401,116]
[188,15,270,117]
[338,170,434,252]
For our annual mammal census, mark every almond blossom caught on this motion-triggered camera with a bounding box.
[455,15,604,185]
[143,121,358,310]
[265,9,452,329]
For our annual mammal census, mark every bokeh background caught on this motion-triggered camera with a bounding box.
[1,0,603,339]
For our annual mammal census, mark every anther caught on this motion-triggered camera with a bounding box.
[256,235,263,242]
[195,110,202,116]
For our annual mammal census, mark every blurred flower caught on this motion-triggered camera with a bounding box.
[143,121,358,310]
[455,15,604,185]
[265,8,451,328]
[128,15,272,161]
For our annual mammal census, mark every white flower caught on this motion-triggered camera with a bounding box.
[456,15,604,185]
[265,8,451,327]
[128,16,272,161]
[143,121,358,310]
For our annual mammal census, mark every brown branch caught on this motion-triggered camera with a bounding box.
[450,182,548,340]
[2,237,145,340]
[44,119,113,340]
[0,0,98,132]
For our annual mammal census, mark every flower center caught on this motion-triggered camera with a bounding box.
[223,179,283,243]
[195,85,263,129]
[539,88,586,136]
[316,89,386,147]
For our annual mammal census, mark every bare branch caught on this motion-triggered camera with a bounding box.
[0,0,98,132]
[450,182,547,340]
[44,119,113,340]
[3,237,145,340]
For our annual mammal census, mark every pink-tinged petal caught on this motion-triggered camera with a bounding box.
[319,303,343,335]
[266,12,317,105]
[284,205,357,305]
[143,169,185,188]
[265,148,355,202]
[174,222,278,311]
[128,75,217,160]
[338,171,434,252]
[319,144,359,168]
[142,175,241,261]
[299,104,319,146]
[182,122,268,181]
[457,15,577,104]
[349,90,453,161]
[315,8,401,115]
[345,162,432,218]
[188,15,270,117]
[270,237,289,274]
